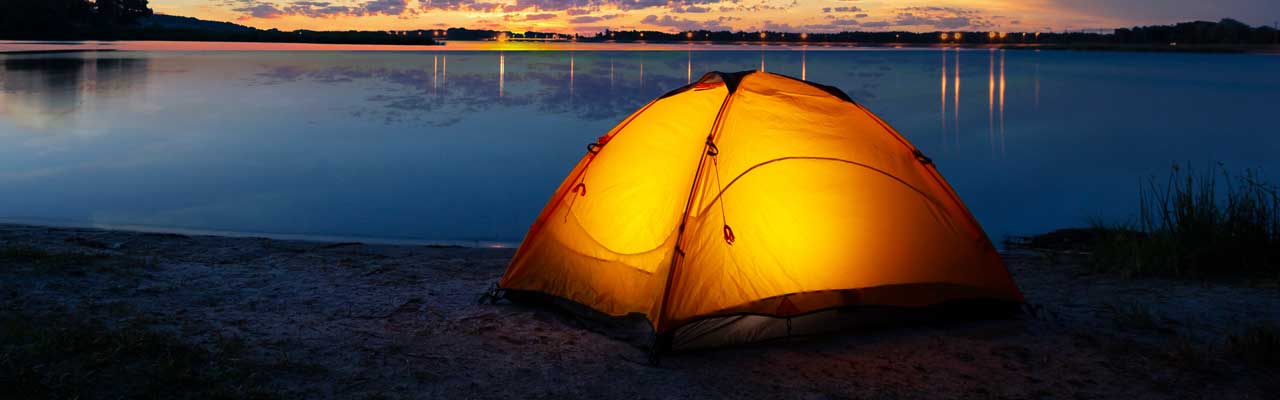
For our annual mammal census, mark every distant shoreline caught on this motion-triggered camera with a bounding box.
[3,39,1278,54]
[0,220,515,249]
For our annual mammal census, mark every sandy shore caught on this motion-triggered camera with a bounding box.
[2,223,1278,399]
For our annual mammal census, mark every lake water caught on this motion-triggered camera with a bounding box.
[2,42,1278,246]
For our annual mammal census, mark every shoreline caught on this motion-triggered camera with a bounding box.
[3,221,1278,398]
[3,39,1278,54]
[0,218,517,249]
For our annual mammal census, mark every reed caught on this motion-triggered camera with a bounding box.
[1090,164,1280,279]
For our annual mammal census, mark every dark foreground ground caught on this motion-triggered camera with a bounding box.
[2,223,1278,399]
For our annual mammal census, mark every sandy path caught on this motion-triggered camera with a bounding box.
[2,223,1277,399]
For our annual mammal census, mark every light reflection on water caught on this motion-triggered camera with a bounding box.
[1,48,1279,244]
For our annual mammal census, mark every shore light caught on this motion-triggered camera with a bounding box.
[941,32,950,41]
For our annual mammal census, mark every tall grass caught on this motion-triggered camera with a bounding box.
[1091,164,1280,279]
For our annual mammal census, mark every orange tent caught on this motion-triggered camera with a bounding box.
[497,71,1022,351]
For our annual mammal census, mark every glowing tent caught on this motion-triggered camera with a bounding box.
[497,71,1022,350]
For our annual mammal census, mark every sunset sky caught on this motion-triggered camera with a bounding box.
[155,1,1280,34]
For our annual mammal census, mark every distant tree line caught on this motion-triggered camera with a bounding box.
[441,28,570,41]
[586,19,1277,46]
[0,1,438,45]
[0,0,153,38]
[1114,19,1278,44]
[584,29,1122,45]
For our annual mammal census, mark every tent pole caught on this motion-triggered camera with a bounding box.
[651,74,738,363]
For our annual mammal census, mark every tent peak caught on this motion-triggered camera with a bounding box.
[661,70,857,105]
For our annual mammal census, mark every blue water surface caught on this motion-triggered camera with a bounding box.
[2,44,1278,245]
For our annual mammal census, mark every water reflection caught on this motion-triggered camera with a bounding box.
[242,53,699,126]
[686,48,691,84]
[938,48,961,151]
[999,50,1006,156]
[639,58,644,89]
[988,50,996,157]
[801,47,807,81]
[1034,59,1040,110]
[0,55,149,131]
[953,48,960,146]
[941,50,947,145]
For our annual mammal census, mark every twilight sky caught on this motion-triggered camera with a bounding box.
[156,1,1280,34]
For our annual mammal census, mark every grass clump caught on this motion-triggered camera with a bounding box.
[1227,324,1280,367]
[0,311,278,400]
[1090,164,1280,279]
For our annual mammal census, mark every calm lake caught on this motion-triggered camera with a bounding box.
[2,41,1278,245]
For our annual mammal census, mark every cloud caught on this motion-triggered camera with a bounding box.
[639,14,733,31]
[894,13,973,29]
[779,17,860,32]
[236,0,412,19]
[504,12,557,21]
[822,6,862,13]
[470,0,719,13]
[715,1,792,13]
[234,3,286,19]
[361,0,410,15]
[569,14,621,24]
[496,0,597,12]
[673,6,710,13]
[861,7,994,30]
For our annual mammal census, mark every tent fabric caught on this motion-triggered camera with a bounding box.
[498,71,1023,344]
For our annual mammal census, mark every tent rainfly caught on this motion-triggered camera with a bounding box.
[492,71,1023,353]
